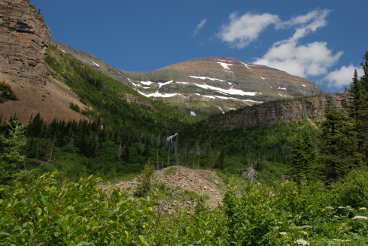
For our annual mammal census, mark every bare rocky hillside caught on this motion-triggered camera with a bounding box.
[0,0,86,123]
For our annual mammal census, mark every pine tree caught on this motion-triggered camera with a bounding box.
[358,52,368,163]
[0,120,26,181]
[287,130,317,181]
[349,51,368,164]
[319,106,362,182]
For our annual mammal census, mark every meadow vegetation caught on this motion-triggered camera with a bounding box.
[0,49,368,245]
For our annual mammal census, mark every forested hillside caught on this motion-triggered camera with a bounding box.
[1,41,368,246]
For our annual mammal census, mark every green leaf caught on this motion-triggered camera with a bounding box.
[35,207,42,216]
[139,235,150,246]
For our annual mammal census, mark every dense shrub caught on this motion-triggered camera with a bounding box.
[334,169,368,208]
[0,172,156,245]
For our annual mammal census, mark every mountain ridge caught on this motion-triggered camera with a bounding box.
[54,43,321,115]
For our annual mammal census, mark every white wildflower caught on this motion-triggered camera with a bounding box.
[352,216,368,220]
[332,239,351,242]
[300,231,308,236]
[295,239,309,246]
[359,207,367,211]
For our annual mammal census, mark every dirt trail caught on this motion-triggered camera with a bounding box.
[109,165,224,208]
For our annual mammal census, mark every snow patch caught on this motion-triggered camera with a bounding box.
[194,83,257,96]
[203,95,216,99]
[176,82,258,96]
[189,76,225,82]
[158,80,174,88]
[217,62,232,71]
[92,61,100,68]
[278,86,287,90]
[138,90,179,98]
[201,95,262,104]
[140,81,154,86]
[242,62,251,70]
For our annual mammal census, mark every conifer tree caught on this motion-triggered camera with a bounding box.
[287,130,317,181]
[319,105,362,182]
[349,51,368,164]
[0,120,26,181]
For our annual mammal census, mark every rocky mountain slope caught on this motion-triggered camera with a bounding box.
[54,44,321,116]
[207,94,348,129]
[0,0,327,125]
[131,57,320,115]
[0,0,86,122]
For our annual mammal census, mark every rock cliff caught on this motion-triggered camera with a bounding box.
[0,0,50,84]
[0,0,86,123]
[207,94,348,129]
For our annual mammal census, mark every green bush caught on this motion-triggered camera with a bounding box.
[134,164,154,197]
[0,172,156,245]
[223,184,289,246]
[334,169,368,208]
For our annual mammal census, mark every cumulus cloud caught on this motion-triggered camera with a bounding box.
[255,41,342,77]
[286,9,330,42]
[218,12,280,48]
[277,9,330,29]
[254,9,342,78]
[324,65,364,89]
[193,19,207,36]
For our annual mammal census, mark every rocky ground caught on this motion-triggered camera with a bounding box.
[101,165,225,213]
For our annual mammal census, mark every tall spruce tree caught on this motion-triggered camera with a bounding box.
[349,51,368,164]
[0,120,26,181]
[319,105,362,182]
[287,130,318,181]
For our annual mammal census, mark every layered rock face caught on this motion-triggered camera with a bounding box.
[207,94,348,129]
[0,0,86,123]
[0,0,50,84]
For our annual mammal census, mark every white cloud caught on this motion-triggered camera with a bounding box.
[287,9,330,42]
[277,9,330,29]
[254,9,342,78]
[255,41,342,77]
[218,12,280,48]
[193,19,207,36]
[324,65,364,89]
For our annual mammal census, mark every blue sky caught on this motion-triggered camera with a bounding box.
[31,0,368,92]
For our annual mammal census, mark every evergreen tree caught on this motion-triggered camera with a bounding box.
[319,106,362,182]
[287,130,317,181]
[0,120,26,181]
[349,51,368,164]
